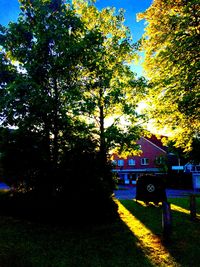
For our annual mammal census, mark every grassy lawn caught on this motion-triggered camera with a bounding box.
[0,195,200,266]
[120,197,200,267]
[0,216,153,267]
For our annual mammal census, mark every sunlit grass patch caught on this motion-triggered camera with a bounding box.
[0,196,200,267]
[120,198,200,267]
[170,203,190,215]
[116,200,180,267]
[168,197,200,214]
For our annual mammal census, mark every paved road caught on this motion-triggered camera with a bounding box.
[0,182,10,190]
[1,182,198,199]
[114,185,200,200]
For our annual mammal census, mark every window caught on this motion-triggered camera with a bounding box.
[155,156,165,164]
[128,159,136,166]
[112,160,117,166]
[141,158,149,165]
[117,160,124,166]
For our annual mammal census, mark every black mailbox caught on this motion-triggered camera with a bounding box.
[136,174,167,205]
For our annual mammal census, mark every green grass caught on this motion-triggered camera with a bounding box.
[0,196,200,266]
[169,196,200,213]
[0,217,153,267]
[121,197,200,267]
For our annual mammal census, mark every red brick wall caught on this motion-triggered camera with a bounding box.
[113,137,167,170]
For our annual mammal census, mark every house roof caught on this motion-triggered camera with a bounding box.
[142,135,168,153]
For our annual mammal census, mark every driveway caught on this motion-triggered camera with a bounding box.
[114,185,200,200]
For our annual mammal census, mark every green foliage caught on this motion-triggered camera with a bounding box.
[0,127,48,190]
[185,137,200,164]
[0,0,145,215]
[138,0,200,151]
[154,155,168,173]
[73,0,146,152]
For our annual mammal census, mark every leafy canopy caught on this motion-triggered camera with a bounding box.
[73,0,147,156]
[138,0,200,151]
[0,0,146,194]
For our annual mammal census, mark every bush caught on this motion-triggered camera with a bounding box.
[0,128,118,225]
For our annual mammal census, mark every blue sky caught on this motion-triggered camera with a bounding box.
[0,0,152,76]
[95,0,152,42]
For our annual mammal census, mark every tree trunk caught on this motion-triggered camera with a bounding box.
[53,77,59,169]
[99,86,107,179]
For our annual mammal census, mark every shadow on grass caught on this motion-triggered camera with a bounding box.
[2,191,200,266]
[121,200,163,235]
[0,190,119,226]
[0,214,155,267]
[120,199,200,267]
[0,191,156,266]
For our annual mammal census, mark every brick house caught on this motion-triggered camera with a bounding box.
[112,136,168,185]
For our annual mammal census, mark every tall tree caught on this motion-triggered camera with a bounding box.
[0,0,98,191]
[0,0,145,196]
[138,0,200,151]
[73,1,146,159]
